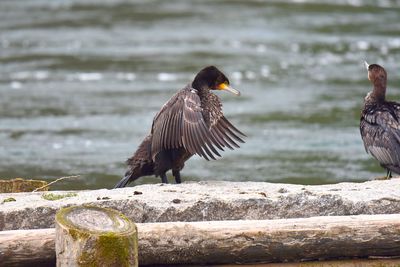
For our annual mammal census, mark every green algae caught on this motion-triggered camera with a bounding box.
[42,192,77,201]
[1,197,16,204]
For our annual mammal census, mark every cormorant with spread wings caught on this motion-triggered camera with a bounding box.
[114,66,245,187]
[360,62,400,178]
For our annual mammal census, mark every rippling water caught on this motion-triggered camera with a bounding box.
[1,0,400,189]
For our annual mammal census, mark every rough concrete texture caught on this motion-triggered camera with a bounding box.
[1,180,400,230]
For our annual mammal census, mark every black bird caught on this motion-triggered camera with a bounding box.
[360,62,400,179]
[114,66,245,188]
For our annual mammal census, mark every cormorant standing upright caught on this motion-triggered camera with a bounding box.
[360,62,400,178]
[114,66,245,188]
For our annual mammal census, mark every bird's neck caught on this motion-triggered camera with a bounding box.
[196,86,211,99]
[190,82,211,98]
[371,78,386,103]
[192,85,221,112]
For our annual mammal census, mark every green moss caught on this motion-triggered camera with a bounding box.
[77,227,138,267]
[77,251,94,266]
[1,197,16,204]
[99,233,133,266]
[42,192,77,201]
[68,228,90,241]
[90,212,138,267]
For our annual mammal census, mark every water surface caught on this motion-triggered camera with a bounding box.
[1,0,400,189]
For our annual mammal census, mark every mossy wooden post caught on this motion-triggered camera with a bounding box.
[55,205,138,267]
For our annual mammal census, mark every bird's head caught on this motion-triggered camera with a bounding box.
[364,61,387,103]
[364,61,387,85]
[192,66,240,96]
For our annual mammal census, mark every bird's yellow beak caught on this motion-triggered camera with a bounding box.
[216,82,241,96]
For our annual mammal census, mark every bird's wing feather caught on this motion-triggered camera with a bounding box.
[151,87,245,160]
[361,108,400,166]
[151,90,184,159]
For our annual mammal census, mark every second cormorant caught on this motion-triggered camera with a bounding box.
[360,62,400,178]
[114,66,245,188]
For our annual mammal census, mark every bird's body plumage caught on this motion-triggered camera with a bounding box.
[114,66,245,187]
[360,63,400,177]
[360,100,400,175]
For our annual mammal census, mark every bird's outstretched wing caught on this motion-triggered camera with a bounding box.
[360,106,400,166]
[151,87,245,160]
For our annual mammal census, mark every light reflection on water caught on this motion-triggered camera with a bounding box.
[1,0,400,189]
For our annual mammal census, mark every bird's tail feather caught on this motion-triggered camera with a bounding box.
[114,170,138,188]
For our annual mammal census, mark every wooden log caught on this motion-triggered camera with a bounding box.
[0,228,55,267]
[55,205,138,267]
[1,214,400,266]
[138,214,400,265]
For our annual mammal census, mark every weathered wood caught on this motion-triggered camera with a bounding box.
[138,214,400,265]
[55,205,138,267]
[0,228,55,266]
[1,214,400,266]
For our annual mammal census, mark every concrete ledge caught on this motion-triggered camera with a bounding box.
[1,180,400,231]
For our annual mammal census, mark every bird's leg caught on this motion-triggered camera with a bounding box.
[374,166,392,180]
[172,170,181,184]
[160,173,168,184]
[386,169,392,179]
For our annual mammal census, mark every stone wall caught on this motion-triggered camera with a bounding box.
[1,180,400,230]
